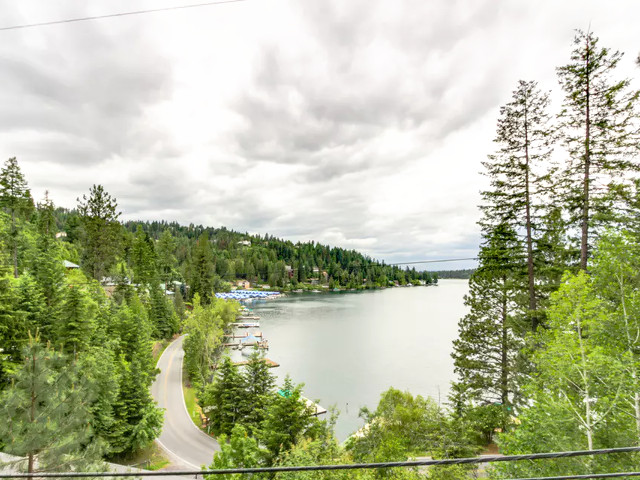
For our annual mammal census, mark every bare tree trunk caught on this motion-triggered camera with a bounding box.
[28,354,36,478]
[580,37,591,271]
[500,276,509,408]
[577,313,594,450]
[11,208,17,278]
[523,98,537,327]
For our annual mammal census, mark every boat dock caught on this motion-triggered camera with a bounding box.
[223,332,263,339]
[230,322,260,328]
[233,358,280,368]
[237,315,260,321]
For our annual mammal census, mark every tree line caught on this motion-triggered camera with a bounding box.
[0,162,174,474]
[450,29,640,477]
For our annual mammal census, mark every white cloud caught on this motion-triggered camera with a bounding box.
[1,0,639,267]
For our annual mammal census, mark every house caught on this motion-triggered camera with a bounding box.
[236,279,251,289]
[63,260,80,269]
[285,265,295,278]
[238,240,251,247]
[55,231,67,239]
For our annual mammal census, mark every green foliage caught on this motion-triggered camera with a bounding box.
[0,157,34,277]
[556,30,640,270]
[131,225,158,287]
[243,351,276,432]
[77,184,122,280]
[347,388,478,469]
[183,295,237,389]
[259,376,319,464]
[58,285,96,353]
[494,249,640,478]
[0,337,106,473]
[201,356,248,436]
[450,224,526,437]
[148,284,179,339]
[190,232,215,303]
[207,424,268,480]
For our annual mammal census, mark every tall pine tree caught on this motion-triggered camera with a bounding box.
[556,30,640,270]
[451,224,526,432]
[481,80,553,328]
[0,157,34,278]
[77,185,122,281]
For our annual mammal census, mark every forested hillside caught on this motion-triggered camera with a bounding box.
[51,210,436,294]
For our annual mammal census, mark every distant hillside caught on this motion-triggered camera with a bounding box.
[53,207,436,291]
[430,268,474,279]
[121,220,437,290]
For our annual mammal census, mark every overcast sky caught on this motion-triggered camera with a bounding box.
[0,1,638,267]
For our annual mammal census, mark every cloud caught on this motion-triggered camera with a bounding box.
[1,0,639,266]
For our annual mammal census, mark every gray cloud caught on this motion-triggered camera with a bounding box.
[2,0,639,266]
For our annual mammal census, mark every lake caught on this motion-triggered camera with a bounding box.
[235,279,469,441]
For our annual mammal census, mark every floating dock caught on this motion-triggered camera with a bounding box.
[237,315,260,321]
[222,339,269,349]
[233,358,280,368]
[223,332,263,339]
[230,322,260,328]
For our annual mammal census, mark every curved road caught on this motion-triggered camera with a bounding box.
[152,336,220,469]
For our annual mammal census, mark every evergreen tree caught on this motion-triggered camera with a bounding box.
[0,157,33,278]
[33,194,66,335]
[131,225,158,287]
[77,185,122,281]
[148,284,178,339]
[201,356,248,436]
[259,376,316,464]
[242,351,276,433]
[157,229,178,287]
[190,232,214,302]
[556,30,640,270]
[109,299,163,453]
[173,288,186,322]
[481,80,553,327]
[0,337,105,474]
[58,286,95,354]
[0,273,19,385]
[450,224,526,433]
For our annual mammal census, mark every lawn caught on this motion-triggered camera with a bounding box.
[182,364,203,428]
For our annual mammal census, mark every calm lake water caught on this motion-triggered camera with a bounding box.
[235,279,469,441]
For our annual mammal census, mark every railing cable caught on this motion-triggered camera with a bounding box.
[1,446,639,478]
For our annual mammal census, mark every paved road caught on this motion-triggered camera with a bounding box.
[152,336,220,469]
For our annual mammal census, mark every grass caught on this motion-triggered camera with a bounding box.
[152,339,171,365]
[182,364,204,428]
[109,442,170,471]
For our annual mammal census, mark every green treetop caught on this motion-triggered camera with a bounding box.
[77,184,122,281]
[556,30,640,270]
[0,157,34,278]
